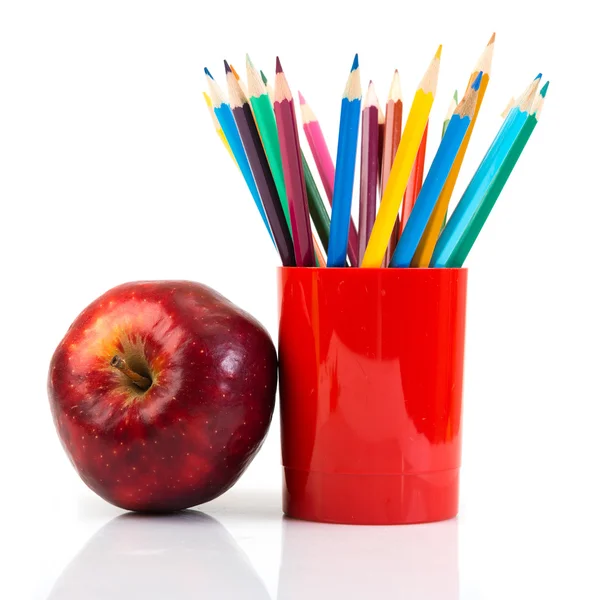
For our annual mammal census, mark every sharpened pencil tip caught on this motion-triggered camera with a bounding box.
[435,45,443,59]
[488,32,496,45]
[454,89,459,103]
[351,53,359,71]
[540,81,549,97]
[223,60,232,75]
[275,57,283,74]
[471,71,483,91]
[230,64,241,80]
[535,73,542,80]
[298,91,306,105]
[260,70,268,85]
[204,67,213,79]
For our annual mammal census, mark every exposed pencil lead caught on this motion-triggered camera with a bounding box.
[540,81,549,97]
[204,67,214,79]
[488,32,496,45]
[223,60,232,75]
[260,70,268,85]
[298,91,306,105]
[351,53,359,71]
[435,45,443,59]
[534,73,542,80]
[275,57,283,74]
[471,72,483,91]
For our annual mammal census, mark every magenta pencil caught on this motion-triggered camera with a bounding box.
[299,92,359,266]
[358,82,380,263]
[274,58,315,267]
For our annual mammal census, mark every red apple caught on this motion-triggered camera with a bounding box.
[48,281,277,511]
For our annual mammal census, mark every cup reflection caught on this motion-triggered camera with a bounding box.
[278,518,459,599]
[48,511,271,600]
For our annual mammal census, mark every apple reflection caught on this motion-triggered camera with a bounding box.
[278,518,459,599]
[48,511,271,600]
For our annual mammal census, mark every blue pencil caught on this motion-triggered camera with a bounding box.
[430,74,542,268]
[391,73,482,267]
[327,55,362,267]
[205,68,274,244]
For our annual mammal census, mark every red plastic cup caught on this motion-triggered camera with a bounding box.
[278,267,467,525]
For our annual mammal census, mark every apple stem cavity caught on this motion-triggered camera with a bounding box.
[110,355,152,391]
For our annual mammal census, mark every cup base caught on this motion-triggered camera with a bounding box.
[282,467,459,525]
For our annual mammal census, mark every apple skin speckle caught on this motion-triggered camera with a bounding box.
[48,280,277,512]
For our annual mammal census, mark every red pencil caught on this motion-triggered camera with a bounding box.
[358,82,380,263]
[398,123,428,236]
[274,58,315,267]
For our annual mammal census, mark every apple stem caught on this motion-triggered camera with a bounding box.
[110,355,152,391]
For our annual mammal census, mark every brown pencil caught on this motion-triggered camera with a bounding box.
[225,61,296,266]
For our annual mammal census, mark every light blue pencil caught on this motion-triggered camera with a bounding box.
[327,55,362,267]
[205,67,274,243]
[430,74,542,267]
[391,73,482,267]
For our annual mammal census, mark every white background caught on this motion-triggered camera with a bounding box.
[1,1,593,598]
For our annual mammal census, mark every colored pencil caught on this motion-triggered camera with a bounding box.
[205,68,274,243]
[299,92,359,265]
[313,236,327,267]
[391,73,482,267]
[380,70,403,265]
[328,54,362,267]
[302,151,331,251]
[246,55,291,232]
[274,58,315,267]
[377,103,385,188]
[430,74,542,268]
[412,34,495,267]
[226,62,295,266]
[398,123,428,237]
[229,63,248,97]
[260,70,275,98]
[203,92,236,165]
[358,81,380,263]
[433,81,548,268]
[362,46,442,268]
[442,90,459,137]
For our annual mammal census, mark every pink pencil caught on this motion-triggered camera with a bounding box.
[299,92,359,266]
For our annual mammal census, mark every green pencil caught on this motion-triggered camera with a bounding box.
[302,151,330,252]
[246,56,291,233]
[446,81,548,267]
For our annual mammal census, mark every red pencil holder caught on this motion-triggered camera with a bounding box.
[278,267,468,525]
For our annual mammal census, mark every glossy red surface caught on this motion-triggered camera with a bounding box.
[48,281,277,511]
[278,267,467,524]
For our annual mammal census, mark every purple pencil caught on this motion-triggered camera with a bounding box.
[274,58,315,267]
[225,61,295,266]
[358,82,380,264]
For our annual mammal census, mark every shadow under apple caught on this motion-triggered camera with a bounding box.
[48,511,271,600]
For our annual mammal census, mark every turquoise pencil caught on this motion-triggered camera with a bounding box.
[391,73,482,267]
[205,68,274,243]
[430,74,542,267]
[327,55,362,267]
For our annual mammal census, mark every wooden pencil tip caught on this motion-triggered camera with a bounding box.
[489,32,496,45]
[351,53,359,71]
[534,73,542,80]
[471,71,483,91]
[298,91,306,105]
[223,60,232,75]
[435,45,443,59]
[204,67,214,79]
[275,57,283,74]
[230,64,240,81]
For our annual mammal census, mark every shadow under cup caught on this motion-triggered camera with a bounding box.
[278,267,467,525]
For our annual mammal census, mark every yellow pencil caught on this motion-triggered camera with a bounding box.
[412,33,495,267]
[203,92,236,165]
[361,46,442,268]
